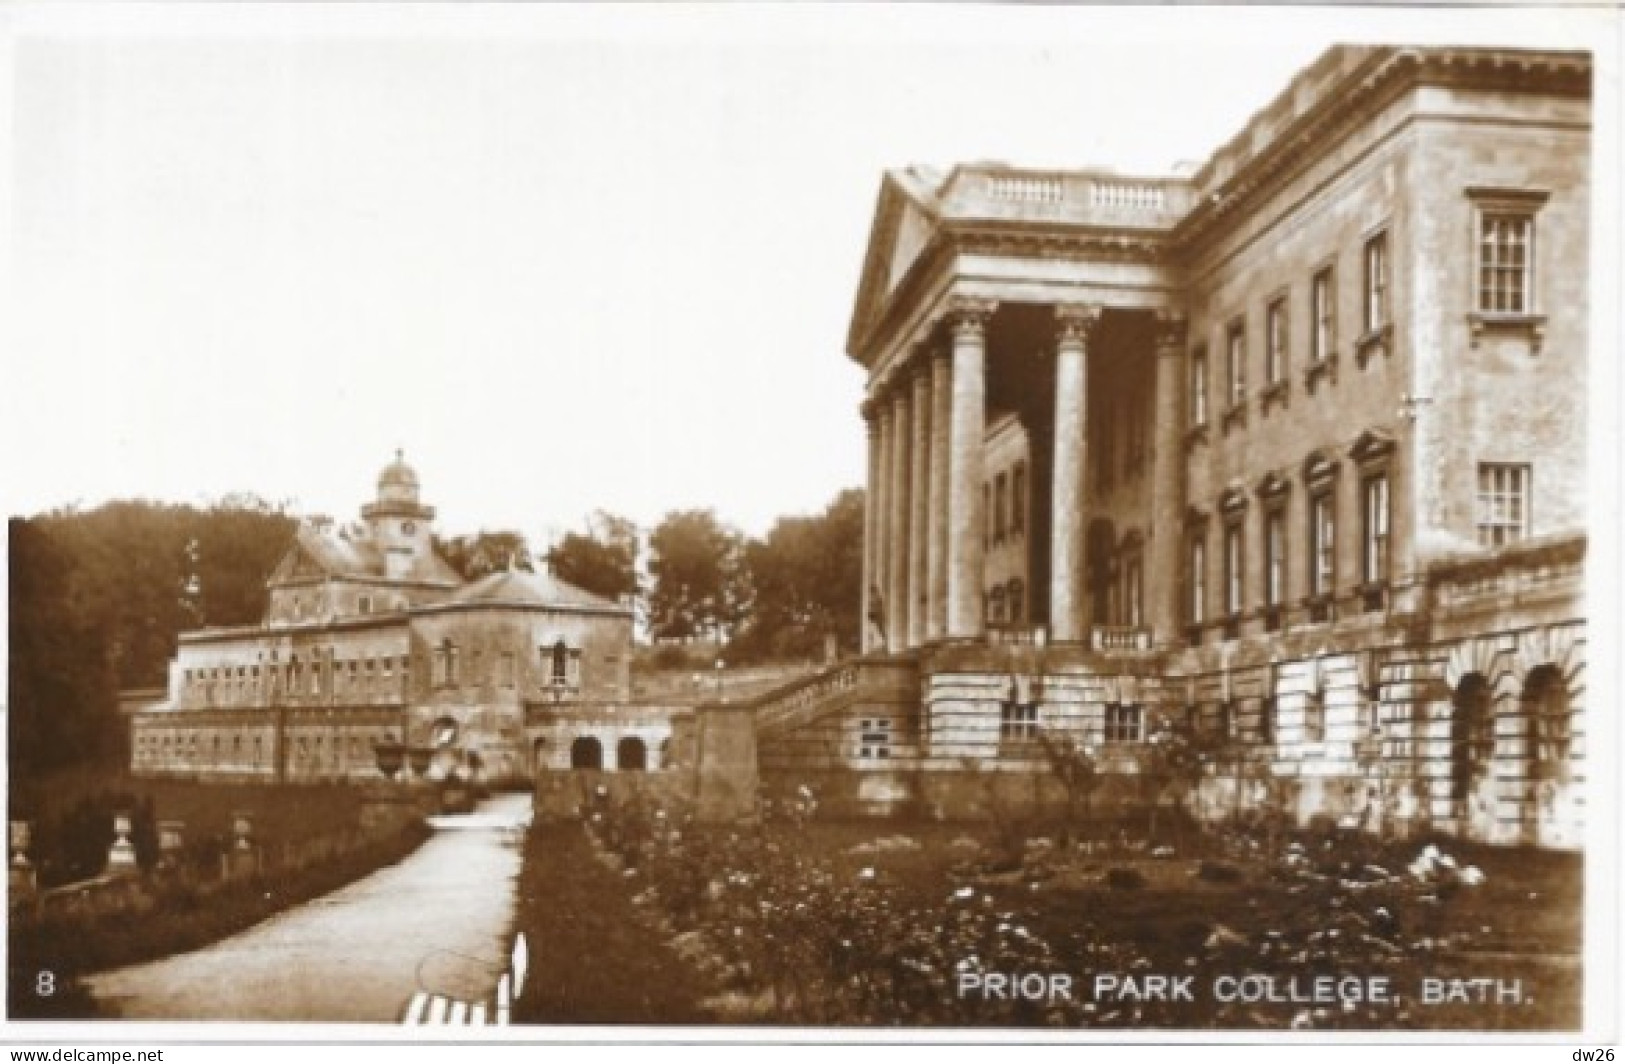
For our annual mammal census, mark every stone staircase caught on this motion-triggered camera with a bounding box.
[751,655,919,740]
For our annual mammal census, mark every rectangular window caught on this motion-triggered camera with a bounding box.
[1364,231,1389,334]
[1311,267,1335,361]
[1189,535,1206,626]
[1011,462,1026,535]
[1303,689,1327,744]
[1310,493,1335,599]
[1226,322,1246,408]
[1224,523,1243,619]
[1190,346,1209,428]
[1125,557,1143,628]
[1363,473,1391,585]
[1266,297,1288,384]
[1104,702,1143,743]
[499,651,516,687]
[1264,509,1286,610]
[994,473,1008,543]
[1476,463,1531,548]
[1000,701,1039,743]
[1479,213,1534,314]
[858,717,892,760]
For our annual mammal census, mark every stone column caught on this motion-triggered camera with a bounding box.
[873,402,893,654]
[887,386,912,653]
[1149,311,1188,646]
[861,401,881,653]
[907,360,932,648]
[946,298,995,640]
[926,346,952,642]
[1050,304,1101,644]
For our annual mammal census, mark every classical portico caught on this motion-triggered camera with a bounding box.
[850,165,1192,655]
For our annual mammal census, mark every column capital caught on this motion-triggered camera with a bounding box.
[1153,309,1189,353]
[944,296,998,339]
[1055,303,1104,347]
[860,398,881,427]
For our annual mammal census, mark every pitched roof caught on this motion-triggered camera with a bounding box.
[446,567,626,613]
[267,524,463,588]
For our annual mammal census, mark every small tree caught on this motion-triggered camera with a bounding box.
[1137,719,1207,845]
[1035,729,1103,844]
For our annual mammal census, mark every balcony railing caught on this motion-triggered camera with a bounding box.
[1090,626,1154,652]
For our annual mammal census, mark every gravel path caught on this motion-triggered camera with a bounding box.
[86,793,531,1022]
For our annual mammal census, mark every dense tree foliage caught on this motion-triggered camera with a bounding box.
[436,530,534,580]
[646,510,749,642]
[547,511,640,603]
[8,498,296,783]
[729,489,864,662]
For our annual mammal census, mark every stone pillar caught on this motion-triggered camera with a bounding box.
[107,812,138,876]
[887,387,913,652]
[861,401,882,653]
[926,346,952,642]
[1050,304,1101,644]
[946,298,995,640]
[907,360,931,648]
[873,401,894,653]
[1150,311,1188,646]
[9,820,35,898]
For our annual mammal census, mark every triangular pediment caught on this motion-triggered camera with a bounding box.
[845,168,946,364]
[266,529,348,587]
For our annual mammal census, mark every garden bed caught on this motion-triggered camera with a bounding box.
[511,789,1582,1030]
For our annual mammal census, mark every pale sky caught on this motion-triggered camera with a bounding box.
[1,4,1613,543]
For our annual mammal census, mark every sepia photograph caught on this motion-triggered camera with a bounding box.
[1,2,1618,1048]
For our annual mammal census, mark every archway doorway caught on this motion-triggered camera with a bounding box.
[617,736,647,773]
[570,736,603,770]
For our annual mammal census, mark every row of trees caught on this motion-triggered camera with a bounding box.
[439,491,863,662]
[9,498,300,777]
[9,489,862,783]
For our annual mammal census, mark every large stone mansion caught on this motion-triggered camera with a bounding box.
[751,44,1589,848]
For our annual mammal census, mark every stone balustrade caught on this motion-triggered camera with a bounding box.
[1090,625,1154,652]
[943,166,1193,226]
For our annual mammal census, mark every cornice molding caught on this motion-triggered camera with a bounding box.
[1174,47,1590,255]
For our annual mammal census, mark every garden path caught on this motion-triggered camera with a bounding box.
[85,793,531,1022]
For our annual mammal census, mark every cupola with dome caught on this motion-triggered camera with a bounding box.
[361,450,437,577]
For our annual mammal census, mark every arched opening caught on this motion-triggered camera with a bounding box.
[1522,664,1570,782]
[617,736,647,773]
[570,736,603,770]
[1450,673,1495,805]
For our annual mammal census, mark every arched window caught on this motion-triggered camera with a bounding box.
[617,737,648,773]
[552,640,570,685]
[1522,665,1570,778]
[1450,673,1496,802]
[570,736,603,770]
